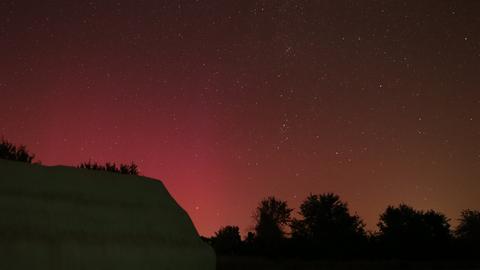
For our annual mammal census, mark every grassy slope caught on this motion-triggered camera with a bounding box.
[0,159,215,270]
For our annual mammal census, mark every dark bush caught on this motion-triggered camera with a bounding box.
[456,209,480,241]
[455,209,480,257]
[211,226,242,255]
[0,138,35,163]
[78,160,139,175]
[376,204,451,259]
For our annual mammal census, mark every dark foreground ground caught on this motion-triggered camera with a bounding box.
[217,256,480,270]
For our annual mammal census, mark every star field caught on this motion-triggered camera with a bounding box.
[1,1,479,236]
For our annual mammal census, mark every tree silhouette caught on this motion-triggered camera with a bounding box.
[253,196,292,255]
[456,209,480,241]
[207,203,480,261]
[290,193,366,258]
[0,138,35,163]
[377,204,451,258]
[211,226,242,255]
[242,231,256,254]
[455,209,480,257]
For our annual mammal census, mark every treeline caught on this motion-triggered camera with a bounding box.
[0,138,139,175]
[77,161,139,175]
[205,194,480,260]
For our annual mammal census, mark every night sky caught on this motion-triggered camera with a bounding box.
[1,1,479,236]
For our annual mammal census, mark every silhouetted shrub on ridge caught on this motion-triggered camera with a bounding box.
[78,160,139,175]
[0,138,35,163]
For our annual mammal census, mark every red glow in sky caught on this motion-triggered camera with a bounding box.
[1,1,480,236]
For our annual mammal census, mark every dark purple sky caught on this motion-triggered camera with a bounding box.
[1,1,479,236]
